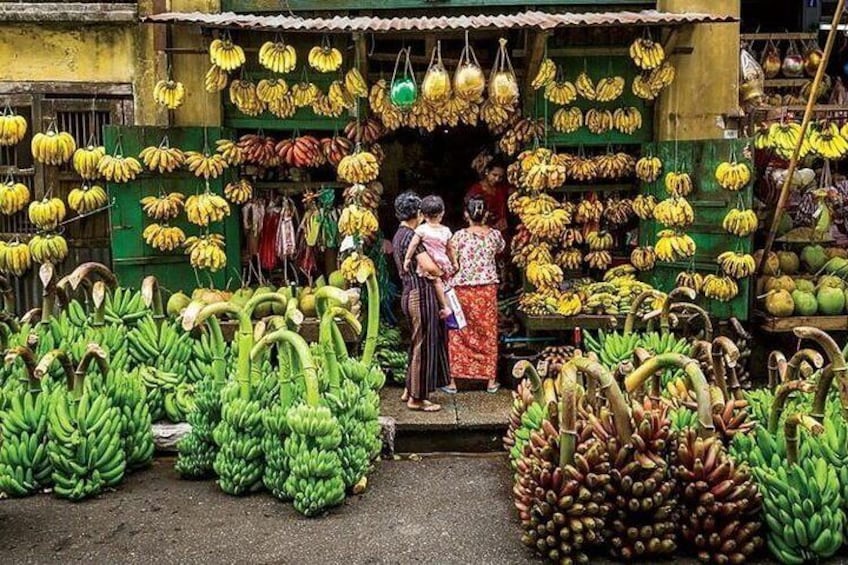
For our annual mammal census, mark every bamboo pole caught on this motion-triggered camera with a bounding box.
[760,0,846,269]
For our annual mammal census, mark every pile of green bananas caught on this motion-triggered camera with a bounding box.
[373,324,408,383]
[508,401,547,469]
[104,287,150,325]
[128,316,194,377]
[284,402,346,516]
[45,347,126,501]
[329,366,381,489]
[583,329,640,368]
[732,422,844,563]
[139,366,194,423]
[212,383,265,495]
[0,349,51,496]
[106,367,154,470]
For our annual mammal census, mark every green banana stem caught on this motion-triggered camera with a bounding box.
[558,362,578,469]
[361,273,380,367]
[661,287,696,334]
[795,326,848,420]
[207,317,227,386]
[768,380,816,434]
[767,351,787,390]
[623,290,663,335]
[785,413,824,465]
[76,344,109,384]
[710,337,740,402]
[632,346,659,399]
[671,302,713,341]
[35,349,76,395]
[141,276,164,319]
[284,297,302,331]
[811,365,847,423]
[243,292,289,321]
[278,340,298,411]
[0,321,10,351]
[626,353,714,438]
[194,302,253,400]
[6,346,41,390]
[91,281,107,328]
[512,360,545,406]
[314,286,351,363]
[319,306,362,393]
[572,356,633,442]
[255,329,320,407]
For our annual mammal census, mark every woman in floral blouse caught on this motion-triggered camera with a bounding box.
[444,196,505,393]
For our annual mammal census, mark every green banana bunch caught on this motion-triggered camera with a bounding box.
[262,403,290,499]
[66,324,131,375]
[127,315,193,376]
[45,347,126,501]
[668,405,699,432]
[140,366,181,422]
[106,367,154,470]
[283,402,345,516]
[373,324,408,383]
[163,382,196,423]
[807,402,848,538]
[509,401,547,468]
[583,329,641,369]
[62,300,91,329]
[0,350,51,496]
[212,383,265,495]
[326,377,379,489]
[640,331,690,389]
[104,287,150,325]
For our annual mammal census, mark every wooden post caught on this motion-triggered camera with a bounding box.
[760,0,846,269]
[522,30,549,115]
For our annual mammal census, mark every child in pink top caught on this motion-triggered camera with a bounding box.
[403,195,457,318]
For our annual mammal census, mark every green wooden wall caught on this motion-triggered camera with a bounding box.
[103,126,241,294]
[638,139,754,320]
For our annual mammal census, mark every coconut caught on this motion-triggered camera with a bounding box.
[777,251,800,275]
[818,275,845,290]
[754,249,780,275]
[826,246,848,259]
[801,244,828,273]
[791,290,818,316]
[817,286,846,315]
[299,291,317,317]
[765,289,795,317]
[764,275,796,293]
[166,291,191,318]
[776,212,793,235]
[794,278,816,293]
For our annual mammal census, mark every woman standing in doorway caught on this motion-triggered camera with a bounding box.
[466,160,509,233]
[444,196,505,393]
[391,192,449,412]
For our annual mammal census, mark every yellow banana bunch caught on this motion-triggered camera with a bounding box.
[97,153,142,183]
[809,122,848,159]
[526,243,554,265]
[185,191,230,226]
[715,160,751,191]
[585,250,612,270]
[0,240,31,276]
[31,127,76,165]
[574,199,603,224]
[655,229,696,262]
[143,223,186,252]
[586,230,614,251]
[594,152,636,180]
[345,68,368,98]
[635,155,662,183]
[291,81,321,108]
[312,93,345,118]
[229,80,263,116]
[664,171,693,196]
[256,78,289,105]
[632,194,658,219]
[648,62,676,89]
[338,204,379,239]
[653,197,694,228]
[676,271,704,293]
[338,151,380,184]
[722,208,758,236]
[308,45,343,73]
[258,40,296,73]
[702,274,739,302]
[519,149,567,191]
[575,72,596,100]
[531,58,556,90]
[480,99,515,130]
[268,94,296,119]
[72,145,105,180]
[767,122,803,159]
[717,251,756,279]
[28,197,66,230]
[140,192,184,221]
[184,234,226,272]
[555,248,583,270]
[630,246,656,271]
[139,140,185,174]
[153,80,186,110]
[552,107,582,133]
[613,107,642,135]
[67,184,108,215]
[632,74,662,101]
[596,76,625,102]
[327,80,355,110]
[522,208,571,240]
[185,151,227,180]
[526,260,564,290]
[28,233,68,264]
[585,109,613,135]
[369,80,388,114]
[517,193,559,216]
[204,65,228,93]
[566,157,598,182]
[560,227,584,248]
[224,178,253,205]
[544,80,577,105]
[629,38,665,70]
[215,139,245,166]
[603,198,634,225]
[0,111,27,146]
[209,37,245,71]
[340,252,375,283]
[0,180,30,215]
[555,293,583,316]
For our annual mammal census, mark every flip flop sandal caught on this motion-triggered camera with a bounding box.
[486,383,501,394]
[439,386,458,394]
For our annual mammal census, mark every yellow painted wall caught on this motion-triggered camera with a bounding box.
[0,24,136,84]
[656,0,741,141]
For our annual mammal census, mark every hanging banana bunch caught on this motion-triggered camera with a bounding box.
[308,39,343,73]
[204,64,228,93]
[72,143,105,180]
[31,121,76,166]
[530,57,556,90]
[0,106,27,146]
[209,33,246,71]
[67,183,108,215]
[139,136,185,174]
[153,79,186,110]
[258,36,296,74]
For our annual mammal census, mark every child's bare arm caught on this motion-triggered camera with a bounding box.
[403,233,422,272]
[447,240,459,272]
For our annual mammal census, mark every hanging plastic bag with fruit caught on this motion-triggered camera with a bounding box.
[760,39,782,79]
[390,47,417,110]
[422,40,451,104]
[454,31,486,102]
[782,39,805,78]
[489,38,519,106]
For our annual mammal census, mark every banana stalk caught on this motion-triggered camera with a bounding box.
[512,360,545,406]
[557,362,578,470]
[38,263,56,324]
[785,412,824,465]
[710,336,739,402]
[361,272,380,367]
[796,326,848,422]
[623,289,664,334]
[0,274,14,315]
[767,351,787,390]
[660,287,696,335]
[319,305,362,393]
[767,380,816,434]
[672,302,713,341]
[571,356,633,441]
[140,275,164,320]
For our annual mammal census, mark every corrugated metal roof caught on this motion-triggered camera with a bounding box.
[141,9,738,33]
